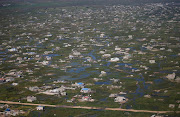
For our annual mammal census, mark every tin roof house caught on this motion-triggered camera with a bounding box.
[80,88,91,93]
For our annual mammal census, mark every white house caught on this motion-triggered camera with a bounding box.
[12,83,18,86]
[99,71,107,77]
[27,96,37,102]
[110,57,119,62]
[114,96,127,103]
[36,106,44,111]
[166,72,176,80]
[149,60,156,64]
[102,54,111,58]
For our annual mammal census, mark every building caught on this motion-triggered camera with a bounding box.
[169,104,175,108]
[5,108,11,115]
[36,106,44,111]
[73,82,84,88]
[99,71,107,77]
[166,72,176,80]
[110,57,119,62]
[12,83,18,86]
[27,96,37,102]
[80,88,91,93]
[0,78,5,83]
[114,96,127,103]
[149,60,156,64]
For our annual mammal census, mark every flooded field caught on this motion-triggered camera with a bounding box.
[0,1,180,116]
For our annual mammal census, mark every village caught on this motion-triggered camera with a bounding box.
[0,2,180,117]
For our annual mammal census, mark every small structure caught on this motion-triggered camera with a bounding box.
[27,96,37,102]
[99,71,107,77]
[80,88,91,93]
[175,77,180,83]
[114,96,127,103]
[169,104,175,108]
[8,48,17,52]
[144,95,151,98]
[102,54,111,58]
[110,57,119,62]
[166,72,176,80]
[149,60,156,64]
[61,92,67,96]
[73,51,81,56]
[73,82,84,88]
[109,94,118,97]
[0,104,5,109]
[81,96,94,102]
[29,86,40,92]
[5,108,11,115]
[0,78,5,83]
[67,98,75,103]
[12,83,18,86]
[36,106,44,111]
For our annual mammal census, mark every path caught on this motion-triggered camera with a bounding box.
[0,100,179,114]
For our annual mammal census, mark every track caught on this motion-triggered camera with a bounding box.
[0,100,179,114]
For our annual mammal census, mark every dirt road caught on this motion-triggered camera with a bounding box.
[0,100,179,114]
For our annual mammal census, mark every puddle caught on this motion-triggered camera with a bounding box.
[67,66,89,74]
[43,54,60,57]
[95,81,112,85]
[100,97,107,102]
[154,79,163,85]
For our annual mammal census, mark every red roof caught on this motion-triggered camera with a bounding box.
[0,78,5,80]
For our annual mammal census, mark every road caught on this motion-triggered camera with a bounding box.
[0,100,179,114]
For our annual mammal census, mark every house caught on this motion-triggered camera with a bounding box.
[69,55,74,59]
[102,54,111,58]
[12,83,18,86]
[36,106,44,111]
[123,54,131,60]
[73,82,84,88]
[151,115,164,117]
[80,88,91,93]
[9,110,20,116]
[0,104,5,109]
[0,78,5,83]
[149,60,156,64]
[73,51,81,56]
[100,33,105,38]
[29,86,40,92]
[169,104,175,108]
[5,108,11,115]
[110,78,119,83]
[82,96,90,101]
[8,48,17,52]
[27,96,37,102]
[5,78,14,82]
[99,71,107,77]
[109,94,118,97]
[144,95,151,98]
[81,96,94,102]
[175,77,180,82]
[67,98,75,103]
[166,72,176,80]
[128,35,133,39]
[60,92,67,96]
[114,96,127,103]
[110,57,119,62]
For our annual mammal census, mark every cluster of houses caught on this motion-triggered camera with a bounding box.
[0,104,25,116]
[0,2,179,114]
